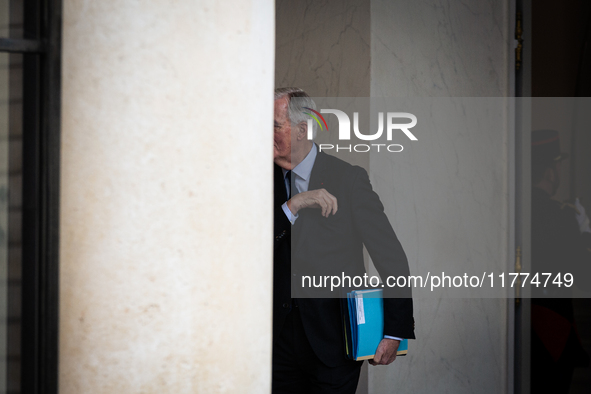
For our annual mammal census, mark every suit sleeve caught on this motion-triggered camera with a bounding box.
[275,204,291,239]
[350,166,415,339]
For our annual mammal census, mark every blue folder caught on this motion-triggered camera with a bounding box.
[342,289,408,361]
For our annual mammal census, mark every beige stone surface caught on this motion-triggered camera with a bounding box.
[275,0,371,171]
[369,1,511,393]
[60,1,275,392]
[275,0,370,97]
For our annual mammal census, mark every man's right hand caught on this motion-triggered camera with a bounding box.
[287,189,338,217]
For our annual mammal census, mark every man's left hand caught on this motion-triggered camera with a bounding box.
[369,338,400,366]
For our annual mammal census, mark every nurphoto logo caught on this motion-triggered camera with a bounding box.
[306,109,418,153]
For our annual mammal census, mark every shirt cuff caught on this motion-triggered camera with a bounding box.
[282,202,299,225]
[384,335,403,341]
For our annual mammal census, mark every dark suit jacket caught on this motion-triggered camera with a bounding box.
[274,148,415,367]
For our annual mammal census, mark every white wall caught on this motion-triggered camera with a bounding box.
[370,1,512,393]
[275,0,370,97]
[60,1,275,392]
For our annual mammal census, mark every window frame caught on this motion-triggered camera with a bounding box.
[0,1,61,393]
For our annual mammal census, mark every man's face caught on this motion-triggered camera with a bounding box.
[274,96,295,169]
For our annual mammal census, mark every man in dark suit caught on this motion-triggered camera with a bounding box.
[272,87,415,393]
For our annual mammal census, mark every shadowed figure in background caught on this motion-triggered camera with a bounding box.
[530,129,591,393]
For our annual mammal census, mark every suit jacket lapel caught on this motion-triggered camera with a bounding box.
[308,147,327,191]
[274,163,287,203]
[274,163,291,244]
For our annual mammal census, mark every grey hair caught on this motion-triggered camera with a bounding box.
[274,87,317,139]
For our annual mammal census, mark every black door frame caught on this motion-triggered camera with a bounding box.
[0,1,61,393]
[514,0,532,393]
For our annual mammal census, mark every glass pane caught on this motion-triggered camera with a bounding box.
[0,0,24,39]
[0,51,22,394]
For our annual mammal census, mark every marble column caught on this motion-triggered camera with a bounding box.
[275,0,370,98]
[60,1,275,392]
[369,1,512,393]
